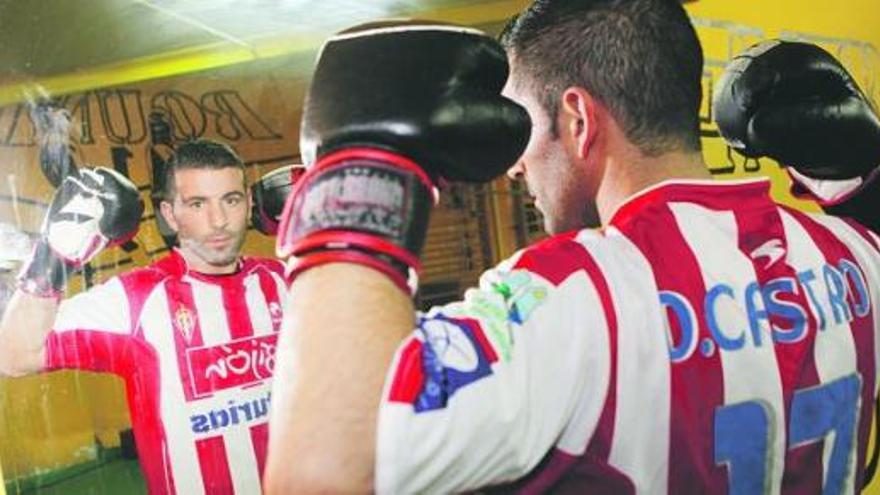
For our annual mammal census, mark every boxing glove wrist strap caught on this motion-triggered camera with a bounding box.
[284,249,417,294]
[277,147,436,294]
[17,240,71,299]
[787,166,880,206]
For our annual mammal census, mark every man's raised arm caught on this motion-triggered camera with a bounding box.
[264,21,529,493]
[0,167,142,376]
[0,292,59,376]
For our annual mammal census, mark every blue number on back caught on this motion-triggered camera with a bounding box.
[789,374,861,495]
[714,373,862,495]
[715,401,772,495]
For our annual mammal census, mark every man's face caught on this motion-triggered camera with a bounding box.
[503,72,599,234]
[161,167,249,274]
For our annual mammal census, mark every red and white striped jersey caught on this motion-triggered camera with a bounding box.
[46,250,287,495]
[377,179,880,495]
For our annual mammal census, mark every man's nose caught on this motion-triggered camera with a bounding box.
[208,203,229,229]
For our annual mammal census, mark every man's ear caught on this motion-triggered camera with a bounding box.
[560,86,597,159]
[159,201,180,233]
[246,188,254,227]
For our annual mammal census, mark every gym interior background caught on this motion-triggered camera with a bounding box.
[0,0,877,492]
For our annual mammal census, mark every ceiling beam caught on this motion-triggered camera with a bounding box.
[0,0,524,107]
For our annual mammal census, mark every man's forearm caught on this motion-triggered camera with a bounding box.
[0,290,57,376]
[265,263,415,493]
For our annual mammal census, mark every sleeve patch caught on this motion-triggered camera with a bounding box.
[491,270,548,324]
[388,314,498,412]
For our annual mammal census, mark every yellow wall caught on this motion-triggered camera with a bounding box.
[0,372,129,478]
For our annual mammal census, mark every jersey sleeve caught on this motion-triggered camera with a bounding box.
[376,237,614,493]
[45,276,135,373]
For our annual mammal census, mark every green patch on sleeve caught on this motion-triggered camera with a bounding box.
[446,270,549,362]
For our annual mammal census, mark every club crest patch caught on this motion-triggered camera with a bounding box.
[174,306,197,342]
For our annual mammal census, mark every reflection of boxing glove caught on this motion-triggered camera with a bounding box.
[277,21,530,292]
[251,164,306,236]
[30,101,77,188]
[714,40,880,205]
[18,167,144,297]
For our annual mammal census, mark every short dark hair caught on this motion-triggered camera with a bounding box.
[500,0,703,155]
[160,139,245,202]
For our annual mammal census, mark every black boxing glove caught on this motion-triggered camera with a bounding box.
[18,167,144,298]
[277,21,530,292]
[251,164,306,236]
[714,40,880,206]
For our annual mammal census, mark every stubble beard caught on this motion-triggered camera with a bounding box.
[180,230,246,269]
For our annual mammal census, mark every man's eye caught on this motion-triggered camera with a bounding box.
[189,201,203,209]
[226,196,241,206]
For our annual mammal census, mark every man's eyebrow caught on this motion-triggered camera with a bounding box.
[180,194,207,203]
[179,191,244,202]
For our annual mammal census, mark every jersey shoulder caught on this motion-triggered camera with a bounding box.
[510,228,616,285]
[242,256,285,276]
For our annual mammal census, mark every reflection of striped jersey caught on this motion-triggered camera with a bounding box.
[378,179,880,494]
[46,250,287,495]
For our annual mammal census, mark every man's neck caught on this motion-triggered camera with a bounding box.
[595,147,711,225]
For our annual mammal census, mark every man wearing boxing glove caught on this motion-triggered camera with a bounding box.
[0,166,143,367]
[0,139,290,494]
[267,5,880,495]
